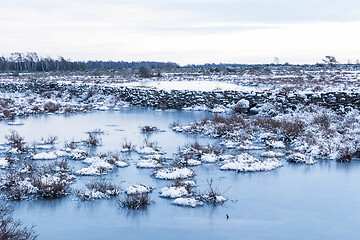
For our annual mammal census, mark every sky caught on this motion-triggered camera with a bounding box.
[0,0,360,65]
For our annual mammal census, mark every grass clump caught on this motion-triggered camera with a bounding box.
[84,133,102,147]
[140,125,159,133]
[118,192,152,210]
[5,130,28,153]
[76,180,119,201]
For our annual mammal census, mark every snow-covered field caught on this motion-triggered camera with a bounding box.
[0,67,360,239]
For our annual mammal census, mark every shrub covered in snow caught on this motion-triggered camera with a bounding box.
[76,152,128,176]
[76,180,119,201]
[286,153,316,165]
[119,192,152,210]
[5,130,28,153]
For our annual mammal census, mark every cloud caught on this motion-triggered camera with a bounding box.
[0,0,359,64]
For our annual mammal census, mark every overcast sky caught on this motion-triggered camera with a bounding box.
[1,0,359,65]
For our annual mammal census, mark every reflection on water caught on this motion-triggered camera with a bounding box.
[0,109,360,239]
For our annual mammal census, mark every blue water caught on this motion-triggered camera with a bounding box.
[1,109,360,240]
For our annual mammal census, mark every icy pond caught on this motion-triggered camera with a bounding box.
[1,109,360,240]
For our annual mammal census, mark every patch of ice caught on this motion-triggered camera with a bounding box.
[7,121,24,126]
[36,144,53,150]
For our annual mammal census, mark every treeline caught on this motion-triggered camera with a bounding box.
[0,52,179,72]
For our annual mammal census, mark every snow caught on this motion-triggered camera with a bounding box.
[220,153,282,172]
[71,149,88,160]
[136,159,161,168]
[112,80,265,92]
[261,151,285,158]
[137,146,163,155]
[154,167,194,180]
[160,186,190,198]
[265,140,286,149]
[287,153,316,165]
[186,158,202,166]
[173,197,204,207]
[0,158,9,168]
[234,99,250,109]
[76,157,114,175]
[201,153,218,163]
[32,152,58,160]
[126,184,153,194]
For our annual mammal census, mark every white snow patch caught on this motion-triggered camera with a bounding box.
[187,158,202,166]
[287,153,316,165]
[160,186,190,198]
[32,152,58,160]
[261,151,285,158]
[220,153,282,172]
[0,158,9,168]
[154,167,194,180]
[201,153,218,163]
[173,197,204,207]
[126,184,153,194]
[136,159,161,168]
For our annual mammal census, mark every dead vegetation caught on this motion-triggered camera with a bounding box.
[0,203,38,240]
[118,192,152,210]
[5,130,28,153]
[84,133,102,147]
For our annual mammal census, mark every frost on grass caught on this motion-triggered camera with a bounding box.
[220,153,282,172]
[154,167,194,180]
[76,180,119,201]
